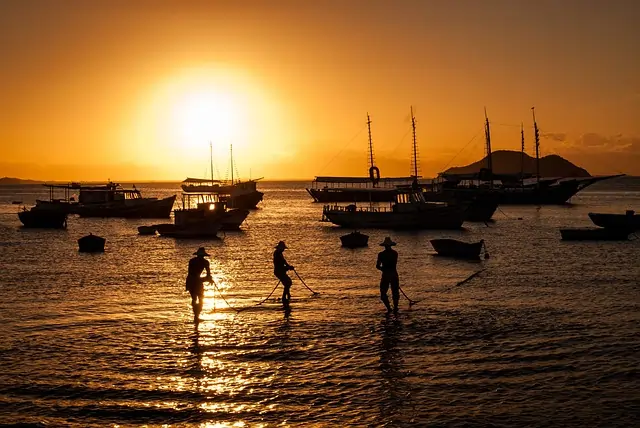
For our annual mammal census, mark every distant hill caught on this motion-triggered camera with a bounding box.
[0,177,43,185]
[444,150,591,177]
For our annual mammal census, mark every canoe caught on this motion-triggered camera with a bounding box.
[340,231,369,248]
[588,211,639,231]
[78,233,106,252]
[430,239,486,259]
[559,228,630,241]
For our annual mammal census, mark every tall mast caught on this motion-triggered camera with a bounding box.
[484,108,493,188]
[230,144,234,184]
[532,107,540,188]
[210,141,214,185]
[520,123,525,185]
[367,113,374,170]
[411,106,419,178]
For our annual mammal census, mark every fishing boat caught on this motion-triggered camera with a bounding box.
[433,109,621,205]
[37,182,176,218]
[306,114,414,203]
[78,233,106,252]
[155,192,248,238]
[18,206,68,228]
[340,231,369,248]
[559,228,631,241]
[322,186,466,230]
[430,239,487,259]
[182,143,264,209]
[588,211,640,231]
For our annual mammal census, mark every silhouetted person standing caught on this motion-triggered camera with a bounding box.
[273,241,294,307]
[376,237,399,314]
[186,247,212,321]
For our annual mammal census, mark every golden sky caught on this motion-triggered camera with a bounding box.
[1,0,639,180]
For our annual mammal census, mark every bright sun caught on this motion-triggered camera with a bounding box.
[171,89,242,148]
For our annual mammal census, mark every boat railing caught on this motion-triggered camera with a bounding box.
[323,204,394,213]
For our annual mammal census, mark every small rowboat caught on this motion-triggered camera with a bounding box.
[78,233,106,252]
[340,231,369,248]
[588,210,639,231]
[430,239,487,259]
[137,225,157,235]
[560,228,630,241]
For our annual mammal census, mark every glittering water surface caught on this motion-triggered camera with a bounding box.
[0,179,639,427]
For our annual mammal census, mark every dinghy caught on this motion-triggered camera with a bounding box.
[137,225,157,235]
[78,233,106,252]
[430,239,487,259]
[588,210,639,231]
[340,231,369,248]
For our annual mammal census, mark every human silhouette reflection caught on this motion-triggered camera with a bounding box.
[378,317,410,424]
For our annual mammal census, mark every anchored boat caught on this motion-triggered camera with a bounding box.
[588,211,640,231]
[18,206,68,228]
[322,186,466,230]
[430,239,487,259]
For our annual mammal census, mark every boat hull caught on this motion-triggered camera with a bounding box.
[560,228,630,241]
[323,205,465,230]
[430,239,484,259]
[75,195,176,218]
[18,209,68,228]
[588,212,640,231]
[224,191,264,210]
[423,191,498,222]
[156,222,221,239]
[78,234,106,252]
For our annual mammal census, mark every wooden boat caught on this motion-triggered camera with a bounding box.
[182,144,264,209]
[137,225,157,235]
[174,193,249,231]
[322,186,466,230]
[18,206,68,228]
[588,211,640,231]
[340,231,369,248]
[78,233,106,252]
[38,182,176,218]
[559,228,630,241]
[430,239,486,259]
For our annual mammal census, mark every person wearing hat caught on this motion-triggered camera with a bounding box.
[186,247,213,320]
[273,241,294,307]
[376,237,400,314]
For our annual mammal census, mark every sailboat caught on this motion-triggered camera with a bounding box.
[181,143,264,209]
[435,108,620,204]
[306,114,415,203]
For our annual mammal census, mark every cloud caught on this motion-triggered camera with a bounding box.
[542,132,567,142]
[568,133,640,152]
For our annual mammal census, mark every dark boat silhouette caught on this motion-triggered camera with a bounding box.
[137,225,157,235]
[38,182,176,218]
[432,109,621,205]
[559,228,631,241]
[588,211,640,231]
[430,239,487,259]
[18,206,68,228]
[181,143,264,209]
[322,186,466,230]
[340,231,369,248]
[78,233,105,252]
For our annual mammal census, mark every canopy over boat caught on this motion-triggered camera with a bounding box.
[314,176,415,184]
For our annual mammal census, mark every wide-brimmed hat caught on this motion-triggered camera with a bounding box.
[275,241,287,249]
[380,237,397,247]
[193,247,210,257]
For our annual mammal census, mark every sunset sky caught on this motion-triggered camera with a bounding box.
[1,0,638,180]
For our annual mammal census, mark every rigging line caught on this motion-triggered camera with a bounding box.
[440,126,485,172]
[389,126,413,157]
[293,269,320,295]
[316,125,367,176]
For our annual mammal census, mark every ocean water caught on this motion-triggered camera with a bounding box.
[0,178,639,427]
